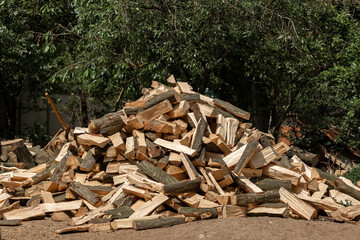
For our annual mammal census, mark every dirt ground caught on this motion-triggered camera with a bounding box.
[1,217,359,240]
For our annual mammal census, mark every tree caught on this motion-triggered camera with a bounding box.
[0,0,76,138]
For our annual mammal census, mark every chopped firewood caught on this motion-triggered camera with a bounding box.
[138,161,178,184]
[279,187,317,220]
[213,98,250,120]
[248,205,289,218]
[234,139,259,175]
[154,138,197,157]
[163,178,202,194]
[77,134,110,148]
[222,205,247,218]
[178,207,218,219]
[335,177,360,201]
[132,216,186,230]
[108,132,126,151]
[55,224,93,234]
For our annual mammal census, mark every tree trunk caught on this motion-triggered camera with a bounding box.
[80,89,88,127]
[3,95,17,139]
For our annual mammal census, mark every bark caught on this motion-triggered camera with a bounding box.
[80,89,89,127]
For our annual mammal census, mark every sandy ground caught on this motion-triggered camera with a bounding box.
[1,217,360,240]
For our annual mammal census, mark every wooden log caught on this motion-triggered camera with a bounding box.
[177,82,193,93]
[248,205,289,218]
[234,139,259,175]
[336,177,360,201]
[242,168,262,178]
[14,145,35,169]
[330,205,360,222]
[249,146,277,169]
[256,178,292,192]
[144,119,181,135]
[213,98,250,120]
[69,181,100,206]
[222,205,247,218]
[223,144,246,168]
[145,89,180,106]
[4,200,82,220]
[180,93,200,102]
[296,195,344,211]
[111,215,161,230]
[132,216,185,230]
[231,172,263,193]
[137,100,173,120]
[329,189,360,206]
[138,160,178,184]
[178,207,218,219]
[55,224,93,234]
[179,152,200,180]
[163,178,202,194]
[233,190,280,205]
[190,118,207,153]
[215,114,227,142]
[77,134,110,148]
[32,161,60,185]
[288,146,319,167]
[168,100,190,119]
[226,117,239,147]
[130,193,169,219]
[272,142,291,155]
[79,151,96,172]
[124,136,136,160]
[88,111,126,136]
[0,219,22,226]
[108,132,126,151]
[259,136,272,148]
[105,206,134,219]
[154,138,197,157]
[263,163,301,186]
[279,187,317,220]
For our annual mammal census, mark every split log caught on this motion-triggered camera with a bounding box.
[143,119,181,135]
[0,219,22,226]
[138,160,178,184]
[108,132,126,151]
[106,206,134,219]
[233,190,280,205]
[231,172,263,193]
[77,134,110,148]
[14,145,35,169]
[222,205,247,218]
[178,207,218,219]
[190,118,207,152]
[233,139,259,175]
[79,151,96,172]
[132,216,185,230]
[263,163,301,186]
[137,100,173,120]
[69,181,100,206]
[249,146,277,169]
[279,187,317,220]
[130,193,169,219]
[179,152,200,180]
[154,139,197,157]
[163,178,202,194]
[248,205,289,218]
[288,146,319,167]
[336,177,360,201]
[213,98,250,120]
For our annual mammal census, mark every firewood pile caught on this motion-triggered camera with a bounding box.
[0,75,360,233]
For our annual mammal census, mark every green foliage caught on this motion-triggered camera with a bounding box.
[344,164,360,185]
[24,121,52,148]
[1,0,359,151]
